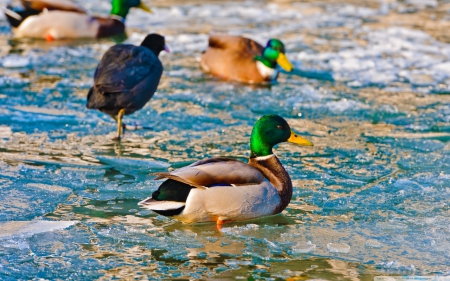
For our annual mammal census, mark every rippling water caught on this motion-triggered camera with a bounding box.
[1,0,450,279]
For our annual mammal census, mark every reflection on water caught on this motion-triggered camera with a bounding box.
[1,0,450,279]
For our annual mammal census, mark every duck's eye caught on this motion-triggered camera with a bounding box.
[277,125,283,130]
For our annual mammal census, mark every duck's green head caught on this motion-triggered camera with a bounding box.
[255,39,294,72]
[110,0,152,19]
[250,114,313,158]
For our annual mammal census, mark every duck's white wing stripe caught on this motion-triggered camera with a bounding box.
[138,199,185,211]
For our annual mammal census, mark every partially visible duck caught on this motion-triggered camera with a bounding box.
[4,0,152,40]
[200,35,294,84]
[86,33,169,140]
[139,114,313,224]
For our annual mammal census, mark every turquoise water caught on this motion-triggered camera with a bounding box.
[1,0,450,279]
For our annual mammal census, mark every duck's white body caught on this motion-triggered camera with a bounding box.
[174,180,280,223]
[15,11,99,39]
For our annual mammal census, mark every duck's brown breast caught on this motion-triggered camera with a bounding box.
[248,155,293,214]
[96,18,125,38]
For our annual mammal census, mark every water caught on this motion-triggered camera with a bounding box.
[1,0,450,279]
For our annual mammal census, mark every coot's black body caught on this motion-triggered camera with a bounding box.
[86,34,166,138]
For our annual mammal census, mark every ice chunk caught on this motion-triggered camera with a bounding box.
[323,197,355,212]
[0,221,77,239]
[378,260,416,272]
[26,183,72,193]
[327,243,350,253]
[2,56,30,68]
[365,239,383,249]
[61,167,105,177]
[0,76,29,87]
[291,241,316,254]
[96,156,170,170]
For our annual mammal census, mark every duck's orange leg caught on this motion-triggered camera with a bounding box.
[216,218,233,230]
[45,34,54,42]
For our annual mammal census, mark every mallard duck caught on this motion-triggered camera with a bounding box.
[139,114,313,224]
[86,33,168,140]
[3,0,152,40]
[200,35,294,84]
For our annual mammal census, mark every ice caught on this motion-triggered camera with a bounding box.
[2,55,30,68]
[290,241,316,254]
[0,76,29,87]
[0,168,74,220]
[1,0,450,279]
[327,243,351,253]
[322,197,355,212]
[0,221,77,239]
[378,260,416,272]
[397,153,450,171]
[405,0,438,8]
[165,33,209,53]
[220,224,260,237]
[295,26,450,91]
[61,167,105,177]
[95,156,170,170]
[365,239,384,249]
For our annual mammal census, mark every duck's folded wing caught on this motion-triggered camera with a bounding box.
[93,45,158,94]
[154,158,265,188]
[22,0,86,13]
[208,35,263,55]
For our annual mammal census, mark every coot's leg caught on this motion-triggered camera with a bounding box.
[115,109,125,140]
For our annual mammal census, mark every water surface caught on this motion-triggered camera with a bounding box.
[1,0,450,279]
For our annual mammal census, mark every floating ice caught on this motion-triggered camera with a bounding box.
[95,156,170,170]
[2,56,30,68]
[0,76,29,87]
[365,239,383,249]
[291,241,316,254]
[0,221,77,239]
[295,26,450,91]
[0,0,450,278]
[327,243,351,253]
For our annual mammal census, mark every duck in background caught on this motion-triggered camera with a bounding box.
[86,33,169,140]
[139,114,313,224]
[200,35,294,84]
[3,0,152,40]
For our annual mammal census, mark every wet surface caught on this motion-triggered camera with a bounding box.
[1,0,450,279]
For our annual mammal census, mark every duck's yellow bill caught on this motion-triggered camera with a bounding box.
[139,2,153,13]
[277,53,294,72]
[287,130,313,146]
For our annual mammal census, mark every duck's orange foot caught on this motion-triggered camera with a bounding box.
[45,34,54,42]
[216,218,233,230]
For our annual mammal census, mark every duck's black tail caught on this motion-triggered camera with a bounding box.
[138,179,195,216]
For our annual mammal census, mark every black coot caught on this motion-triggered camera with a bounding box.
[87,33,168,139]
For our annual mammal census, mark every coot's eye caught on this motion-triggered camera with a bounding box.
[277,125,283,130]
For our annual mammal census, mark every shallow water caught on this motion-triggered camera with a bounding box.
[1,0,450,279]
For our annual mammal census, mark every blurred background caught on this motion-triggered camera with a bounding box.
[1,0,450,279]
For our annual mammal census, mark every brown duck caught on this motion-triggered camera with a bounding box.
[200,35,294,84]
[4,0,152,40]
